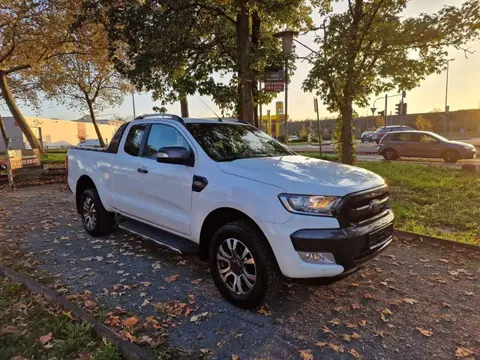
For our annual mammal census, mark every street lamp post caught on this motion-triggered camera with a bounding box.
[274,30,299,146]
[444,58,455,133]
[132,90,136,119]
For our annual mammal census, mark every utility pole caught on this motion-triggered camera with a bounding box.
[314,98,322,156]
[132,90,136,119]
[259,81,263,131]
[445,58,455,133]
[384,94,388,129]
[400,90,405,127]
[284,58,289,145]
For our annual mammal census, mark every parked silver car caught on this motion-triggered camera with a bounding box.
[377,131,476,163]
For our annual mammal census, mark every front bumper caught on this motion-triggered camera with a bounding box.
[461,149,476,159]
[290,211,394,274]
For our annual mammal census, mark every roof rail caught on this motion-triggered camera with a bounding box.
[134,113,184,123]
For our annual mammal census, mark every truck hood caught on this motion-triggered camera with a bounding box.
[218,155,385,196]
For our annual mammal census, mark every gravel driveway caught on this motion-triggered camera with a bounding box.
[1,185,479,360]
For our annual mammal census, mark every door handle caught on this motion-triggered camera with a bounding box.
[137,167,148,174]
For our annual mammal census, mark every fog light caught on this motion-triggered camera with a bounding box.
[298,252,336,264]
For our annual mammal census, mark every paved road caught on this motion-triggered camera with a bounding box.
[1,185,478,360]
[291,143,480,166]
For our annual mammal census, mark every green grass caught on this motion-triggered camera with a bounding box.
[298,152,339,161]
[0,277,121,360]
[360,162,480,245]
[41,151,67,164]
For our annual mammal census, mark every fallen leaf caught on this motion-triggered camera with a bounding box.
[200,349,213,355]
[322,326,333,334]
[363,293,376,300]
[184,307,194,319]
[62,311,74,320]
[84,300,97,309]
[328,343,345,353]
[316,341,328,347]
[416,327,433,337]
[141,299,150,307]
[123,317,139,328]
[381,308,392,322]
[231,355,239,360]
[374,330,385,338]
[439,258,449,263]
[402,298,418,305]
[351,303,361,310]
[329,318,341,326]
[0,326,21,336]
[348,348,362,360]
[122,331,136,343]
[257,305,272,317]
[455,346,475,358]
[137,335,154,346]
[9,357,27,360]
[191,278,203,285]
[299,349,313,360]
[359,320,367,327]
[462,291,474,296]
[39,332,53,345]
[105,315,121,326]
[142,281,152,287]
[346,323,357,329]
[342,332,361,342]
[190,312,209,322]
[164,274,180,283]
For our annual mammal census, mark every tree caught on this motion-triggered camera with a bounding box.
[0,0,83,150]
[430,108,443,113]
[89,0,311,123]
[303,0,480,164]
[42,24,130,147]
[375,116,385,128]
[299,123,309,140]
[415,115,433,131]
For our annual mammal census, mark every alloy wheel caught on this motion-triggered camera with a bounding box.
[83,196,97,231]
[216,238,257,295]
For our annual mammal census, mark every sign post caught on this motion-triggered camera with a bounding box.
[314,98,322,156]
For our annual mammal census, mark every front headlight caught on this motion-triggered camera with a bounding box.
[279,194,341,216]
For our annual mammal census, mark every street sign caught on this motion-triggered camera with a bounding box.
[313,98,319,113]
[7,149,41,170]
[264,80,284,93]
[264,67,285,81]
[370,107,377,115]
[276,102,284,116]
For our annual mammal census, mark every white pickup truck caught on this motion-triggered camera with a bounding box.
[67,114,394,308]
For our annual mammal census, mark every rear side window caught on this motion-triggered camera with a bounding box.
[391,133,413,141]
[106,123,128,153]
[124,124,146,156]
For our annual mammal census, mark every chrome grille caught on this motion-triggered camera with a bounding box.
[335,185,390,226]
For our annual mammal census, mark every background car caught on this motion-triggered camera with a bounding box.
[0,159,7,177]
[372,125,413,143]
[76,139,104,148]
[361,131,374,142]
[288,135,299,142]
[377,131,476,163]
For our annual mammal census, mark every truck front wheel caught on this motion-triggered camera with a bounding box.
[80,188,115,236]
[209,221,281,309]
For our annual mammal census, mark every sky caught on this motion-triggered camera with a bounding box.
[3,0,480,121]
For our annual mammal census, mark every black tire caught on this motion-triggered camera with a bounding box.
[382,148,398,160]
[209,220,281,309]
[443,150,459,163]
[80,188,115,236]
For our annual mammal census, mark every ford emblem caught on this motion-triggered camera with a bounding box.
[369,199,382,213]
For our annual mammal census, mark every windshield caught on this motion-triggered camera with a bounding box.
[185,123,294,162]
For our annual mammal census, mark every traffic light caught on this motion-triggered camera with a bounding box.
[401,103,407,116]
[395,103,401,115]
[378,110,385,117]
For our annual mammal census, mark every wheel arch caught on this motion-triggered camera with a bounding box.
[75,175,96,213]
[198,207,276,264]
[382,147,398,159]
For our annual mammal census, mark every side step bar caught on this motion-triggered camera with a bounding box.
[118,218,199,254]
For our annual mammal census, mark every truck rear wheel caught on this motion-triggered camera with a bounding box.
[209,221,281,309]
[80,188,115,236]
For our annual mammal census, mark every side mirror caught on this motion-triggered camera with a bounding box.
[156,147,194,166]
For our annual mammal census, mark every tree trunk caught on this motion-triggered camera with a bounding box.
[341,101,354,164]
[251,11,260,128]
[236,6,254,125]
[0,71,43,151]
[86,98,106,147]
[0,114,9,149]
[179,94,189,118]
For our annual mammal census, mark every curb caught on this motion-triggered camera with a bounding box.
[0,265,151,360]
[395,230,479,251]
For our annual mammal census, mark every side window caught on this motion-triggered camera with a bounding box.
[392,133,413,141]
[419,134,438,144]
[144,125,191,159]
[124,124,146,156]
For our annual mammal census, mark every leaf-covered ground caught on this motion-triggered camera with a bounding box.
[0,185,479,360]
